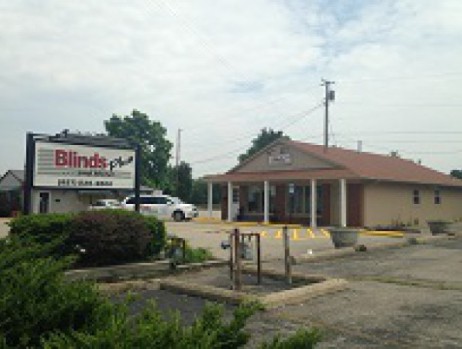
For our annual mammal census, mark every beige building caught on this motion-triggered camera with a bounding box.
[204,138,462,228]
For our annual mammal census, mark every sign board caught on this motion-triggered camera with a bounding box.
[33,141,136,189]
[268,145,292,166]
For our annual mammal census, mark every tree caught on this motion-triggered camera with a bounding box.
[105,110,173,188]
[169,161,193,202]
[238,128,287,163]
[450,170,462,180]
[191,179,221,206]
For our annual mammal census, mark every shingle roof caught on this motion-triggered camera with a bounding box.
[9,170,24,182]
[288,141,462,187]
[205,140,462,187]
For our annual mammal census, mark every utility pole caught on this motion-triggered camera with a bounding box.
[321,79,335,150]
[175,128,182,195]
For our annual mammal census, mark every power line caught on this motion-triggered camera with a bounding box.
[188,103,323,165]
[185,103,323,148]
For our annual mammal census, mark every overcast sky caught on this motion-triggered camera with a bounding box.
[1,0,461,178]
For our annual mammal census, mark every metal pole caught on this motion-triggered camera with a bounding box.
[233,228,242,291]
[23,133,35,215]
[283,225,292,284]
[181,238,186,263]
[322,79,335,151]
[256,233,261,285]
[134,144,141,213]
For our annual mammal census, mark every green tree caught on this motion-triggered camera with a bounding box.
[238,128,287,163]
[450,169,462,179]
[191,179,221,206]
[169,161,193,202]
[105,110,173,188]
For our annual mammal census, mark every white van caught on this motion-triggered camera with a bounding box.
[121,195,198,221]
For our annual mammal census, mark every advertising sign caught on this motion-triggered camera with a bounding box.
[33,141,136,189]
[268,145,292,166]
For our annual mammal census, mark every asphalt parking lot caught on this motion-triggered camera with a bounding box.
[164,220,418,261]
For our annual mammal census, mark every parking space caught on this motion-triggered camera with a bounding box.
[165,221,411,261]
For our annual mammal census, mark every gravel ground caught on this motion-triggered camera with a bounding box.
[123,237,462,348]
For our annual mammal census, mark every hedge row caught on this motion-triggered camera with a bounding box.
[9,210,166,267]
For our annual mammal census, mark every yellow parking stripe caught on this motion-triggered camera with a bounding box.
[292,229,300,241]
[361,230,404,238]
[320,229,330,237]
[307,228,315,238]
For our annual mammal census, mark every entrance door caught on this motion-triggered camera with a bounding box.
[231,187,240,220]
[39,192,50,214]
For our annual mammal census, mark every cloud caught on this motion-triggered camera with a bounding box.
[0,0,461,178]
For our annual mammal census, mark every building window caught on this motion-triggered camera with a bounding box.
[413,189,420,204]
[248,185,262,213]
[434,189,441,205]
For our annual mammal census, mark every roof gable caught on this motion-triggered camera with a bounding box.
[0,170,24,191]
[230,139,339,174]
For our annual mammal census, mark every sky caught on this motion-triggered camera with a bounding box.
[1,0,461,179]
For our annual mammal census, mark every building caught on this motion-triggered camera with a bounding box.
[204,138,462,228]
[0,167,155,216]
[0,170,24,216]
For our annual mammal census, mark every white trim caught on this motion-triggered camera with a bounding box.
[207,182,213,217]
[227,182,233,222]
[263,181,270,224]
[340,179,347,227]
[310,179,317,228]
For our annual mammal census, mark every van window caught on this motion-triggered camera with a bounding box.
[154,197,167,204]
[141,197,156,205]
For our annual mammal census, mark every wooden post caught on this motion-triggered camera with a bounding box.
[283,225,292,284]
[256,233,261,284]
[233,228,242,291]
[229,232,234,281]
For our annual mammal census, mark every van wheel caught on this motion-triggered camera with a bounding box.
[173,211,185,222]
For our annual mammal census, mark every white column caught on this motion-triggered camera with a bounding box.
[227,181,233,222]
[310,179,317,228]
[263,181,269,224]
[340,179,347,227]
[207,182,213,218]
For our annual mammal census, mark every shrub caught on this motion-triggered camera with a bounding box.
[69,210,153,267]
[42,301,261,349]
[143,215,167,256]
[9,211,167,267]
[0,238,106,348]
[8,213,74,256]
[184,246,213,263]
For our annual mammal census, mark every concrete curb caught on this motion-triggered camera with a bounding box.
[296,234,459,264]
[159,267,348,309]
[65,259,228,282]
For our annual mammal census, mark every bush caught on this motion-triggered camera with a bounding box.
[9,213,73,240]
[42,301,261,349]
[144,215,167,256]
[8,211,167,267]
[184,246,213,263]
[69,210,154,267]
[0,238,106,348]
